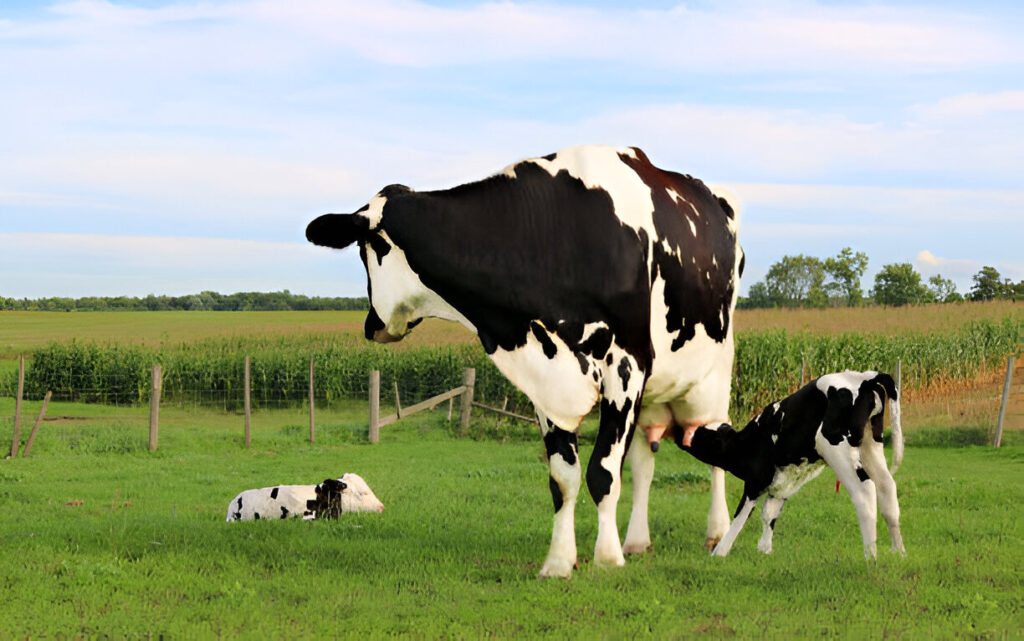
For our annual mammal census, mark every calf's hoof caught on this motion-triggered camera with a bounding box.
[539,557,576,579]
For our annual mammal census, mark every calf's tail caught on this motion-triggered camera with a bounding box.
[875,372,903,474]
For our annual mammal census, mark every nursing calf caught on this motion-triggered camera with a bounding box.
[226,473,384,522]
[676,371,905,559]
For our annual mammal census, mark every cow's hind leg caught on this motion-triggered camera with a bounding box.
[540,425,581,578]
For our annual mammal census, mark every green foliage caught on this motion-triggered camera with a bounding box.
[824,247,869,306]
[764,254,827,308]
[873,262,931,306]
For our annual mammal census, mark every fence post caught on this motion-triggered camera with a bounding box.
[369,370,380,444]
[9,355,24,458]
[149,364,161,452]
[459,368,476,437]
[244,355,251,448]
[896,358,902,393]
[23,391,52,457]
[308,357,315,444]
[994,356,1015,448]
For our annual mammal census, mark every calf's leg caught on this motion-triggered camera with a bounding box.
[622,432,656,555]
[817,435,878,559]
[711,494,756,557]
[757,496,786,554]
[859,439,905,556]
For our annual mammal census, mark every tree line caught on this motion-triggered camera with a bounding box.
[740,248,1023,309]
[0,290,370,312]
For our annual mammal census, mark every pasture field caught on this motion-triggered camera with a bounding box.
[0,400,1021,638]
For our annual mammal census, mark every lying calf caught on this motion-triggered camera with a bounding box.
[226,473,384,522]
[675,370,904,559]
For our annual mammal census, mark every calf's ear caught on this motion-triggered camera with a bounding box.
[306,213,370,249]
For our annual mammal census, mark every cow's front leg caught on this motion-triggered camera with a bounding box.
[540,426,581,578]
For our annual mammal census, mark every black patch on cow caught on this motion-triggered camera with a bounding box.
[586,397,634,504]
[376,161,653,367]
[364,307,386,340]
[619,149,739,349]
[856,467,870,483]
[540,152,557,161]
[617,357,632,392]
[233,512,241,520]
[544,430,578,513]
[575,352,589,375]
[270,487,279,500]
[530,322,558,359]
[307,478,348,520]
[367,233,391,265]
[281,506,289,519]
[544,429,578,467]
[254,512,260,520]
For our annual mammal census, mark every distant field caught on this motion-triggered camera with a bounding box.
[735,299,1023,335]
[2,301,1020,359]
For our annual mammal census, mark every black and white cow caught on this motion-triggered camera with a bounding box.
[676,370,905,559]
[226,473,384,522]
[306,145,742,577]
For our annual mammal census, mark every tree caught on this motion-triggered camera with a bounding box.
[824,247,869,306]
[969,266,1002,301]
[927,275,961,303]
[764,254,826,308]
[742,282,774,309]
[873,263,930,306]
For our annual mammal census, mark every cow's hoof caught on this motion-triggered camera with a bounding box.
[622,541,651,555]
[539,558,576,579]
[704,536,721,552]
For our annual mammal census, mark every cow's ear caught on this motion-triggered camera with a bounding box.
[305,213,370,249]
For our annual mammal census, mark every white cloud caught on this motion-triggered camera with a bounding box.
[912,90,1024,122]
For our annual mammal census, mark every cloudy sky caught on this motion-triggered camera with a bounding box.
[2,0,1022,300]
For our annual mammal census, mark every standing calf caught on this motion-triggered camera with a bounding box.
[675,370,905,559]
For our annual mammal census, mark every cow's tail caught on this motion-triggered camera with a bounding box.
[875,372,903,474]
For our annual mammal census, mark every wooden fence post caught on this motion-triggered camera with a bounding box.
[149,364,161,452]
[369,370,380,444]
[9,355,24,458]
[994,356,1015,448]
[22,391,52,457]
[459,368,476,437]
[244,355,251,448]
[308,357,315,444]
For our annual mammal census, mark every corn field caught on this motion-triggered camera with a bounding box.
[4,315,1020,422]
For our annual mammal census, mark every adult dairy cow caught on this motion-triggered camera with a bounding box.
[306,145,742,578]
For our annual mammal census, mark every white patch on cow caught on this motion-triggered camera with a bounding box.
[687,217,697,236]
[363,193,387,229]
[771,433,779,444]
[531,145,656,235]
[767,461,827,499]
[816,370,880,397]
[340,473,385,513]
[365,233,476,337]
[489,322,600,430]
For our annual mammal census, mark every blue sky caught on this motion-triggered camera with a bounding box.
[2,0,1022,300]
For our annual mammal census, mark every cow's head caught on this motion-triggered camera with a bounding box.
[306,185,459,343]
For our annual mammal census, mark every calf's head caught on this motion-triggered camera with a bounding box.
[306,185,458,344]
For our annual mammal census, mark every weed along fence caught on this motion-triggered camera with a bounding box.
[2,316,1021,454]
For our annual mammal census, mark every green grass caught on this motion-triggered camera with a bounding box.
[1,401,1022,638]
